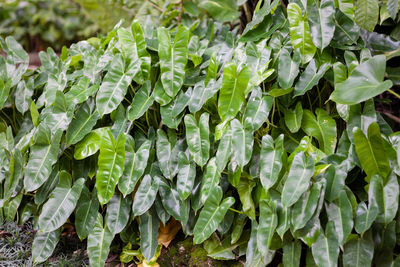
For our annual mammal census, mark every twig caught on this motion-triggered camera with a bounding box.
[388,89,400,99]
[381,112,400,125]
[146,0,164,13]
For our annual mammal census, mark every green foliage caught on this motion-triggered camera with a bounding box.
[1,0,400,266]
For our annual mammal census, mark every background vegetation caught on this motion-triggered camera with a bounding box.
[1,0,400,266]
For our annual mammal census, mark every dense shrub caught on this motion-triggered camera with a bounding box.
[1,1,400,266]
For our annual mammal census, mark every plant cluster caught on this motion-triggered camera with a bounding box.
[1,0,400,266]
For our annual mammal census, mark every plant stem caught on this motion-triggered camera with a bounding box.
[388,89,400,99]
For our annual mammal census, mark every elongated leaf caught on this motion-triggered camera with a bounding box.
[330,55,392,105]
[156,129,181,180]
[278,48,300,89]
[75,188,99,240]
[119,136,151,196]
[311,222,339,267]
[87,213,114,267]
[176,153,196,201]
[139,208,160,261]
[218,62,251,121]
[96,130,126,205]
[231,119,254,169]
[157,177,181,220]
[199,0,239,22]
[326,190,353,245]
[373,173,399,224]
[260,134,284,191]
[354,202,378,234]
[73,128,107,160]
[342,235,374,267]
[216,128,232,173]
[39,175,85,232]
[324,165,347,202]
[118,21,150,84]
[200,157,220,203]
[184,113,210,167]
[193,186,235,244]
[257,200,278,254]
[132,174,159,216]
[160,89,190,129]
[127,81,154,121]
[243,87,273,131]
[284,102,303,133]
[282,152,315,207]
[15,79,33,114]
[308,0,335,50]
[287,3,317,63]
[65,77,98,105]
[291,182,321,231]
[294,60,329,97]
[355,0,379,32]
[24,126,62,192]
[301,109,337,155]
[189,79,221,113]
[237,178,256,220]
[32,228,61,264]
[106,192,132,234]
[353,123,390,180]
[158,26,189,98]
[96,54,135,116]
[66,100,99,145]
[283,238,302,267]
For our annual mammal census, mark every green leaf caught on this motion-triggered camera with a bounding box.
[193,186,235,244]
[237,178,256,220]
[66,100,100,145]
[200,157,220,203]
[132,174,159,216]
[293,60,329,97]
[87,213,114,267]
[39,174,85,233]
[287,3,317,63]
[15,79,33,114]
[218,62,251,121]
[260,134,284,192]
[257,200,278,254]
[301,108,337,155]
[139,208,160,261]
[243,87,273,131]
[157,177,181,220]
[231,119,254,169]
[189,79,221,113]
[330,55,392,105]
[73,128,107,160]
[176,152,196,201]
[325,190,353,245]
[160,89,190,129]
[30,101,40,127]
[282,151,315,208]
[324,165,347,202]
[96,129,126,205]
[291,182,322,231]
[311,221,339,267]
[75,188,99,240]
[156,129,182,180]
[353,123,390,180]
[354,202,378,234]
[117,21,151,84]
[199,0,239,22]
[119,135,151,196]
[24,126,62,192]
[307,0,335,50]
[0,78,11,110]
[373,173,399,224]
[65,77,99,105]
[32,228,61,264]
[96,54,135,116]
[278,48,301,89]
[355,0,379,32]
[215,127,232,173]
[127,81,154,121]
[158,26,189,98]
[387,0,399,19]
[105,192,132,234]
[342,235,374,267]
[284,102,303,133]
[283,238,302,267]
[184,113,210,167]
